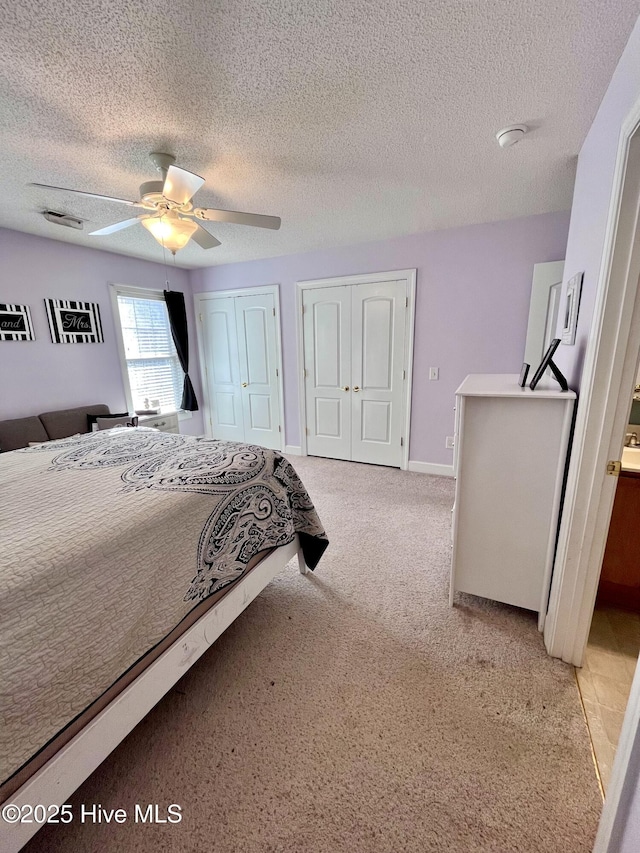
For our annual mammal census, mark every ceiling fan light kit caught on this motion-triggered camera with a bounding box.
[141,211,198,253]
[496,124,528,148]
[29,152,281,254]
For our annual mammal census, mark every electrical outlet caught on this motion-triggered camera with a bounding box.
[429,367,439,380]
[445,436,455,449]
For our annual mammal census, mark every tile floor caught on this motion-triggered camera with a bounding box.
[576,606,640,793]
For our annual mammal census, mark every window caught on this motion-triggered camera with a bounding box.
[114,289,183,412]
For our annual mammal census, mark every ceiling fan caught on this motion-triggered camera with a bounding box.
[30,152,281,254]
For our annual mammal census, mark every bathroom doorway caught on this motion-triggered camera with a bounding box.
[577,377,640,792]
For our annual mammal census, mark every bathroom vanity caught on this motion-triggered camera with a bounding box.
[598,447,640,613]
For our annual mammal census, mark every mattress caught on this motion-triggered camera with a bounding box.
[0,428,327,789]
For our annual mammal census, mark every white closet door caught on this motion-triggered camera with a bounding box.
[235,293,282,450]
[201,297,244,442]
[303,286,352,460]
[351,281,406,467]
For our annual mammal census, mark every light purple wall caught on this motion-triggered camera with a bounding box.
[558,18,640,853]
[190,210,570,464]
[0,228,204,435]
[554,18,640,390]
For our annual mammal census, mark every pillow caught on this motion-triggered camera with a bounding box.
[94,415,139,430]
[88,412,129,432]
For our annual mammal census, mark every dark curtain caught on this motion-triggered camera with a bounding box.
[164,290,199,412]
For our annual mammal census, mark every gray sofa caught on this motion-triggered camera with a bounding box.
[0,405,110,452]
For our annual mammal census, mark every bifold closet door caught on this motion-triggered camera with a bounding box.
[235,293,281,448]
[303,280,407,467]
[303,286,352,460]
[351,281,406,467]
[200,293,282,450]
[201,297,244,442]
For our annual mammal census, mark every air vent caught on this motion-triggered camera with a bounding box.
[43,210,84,230]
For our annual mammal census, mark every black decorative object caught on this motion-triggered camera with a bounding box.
[530,339,568,391]
[0,303,34,341]
[45,298,103,343]
[518,363,530,388]
[164,290,199,411]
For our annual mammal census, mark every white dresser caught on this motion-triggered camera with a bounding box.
[450,374,576,630]
[137,412,180,434]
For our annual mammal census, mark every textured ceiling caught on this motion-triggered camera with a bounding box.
[0,0,639,269]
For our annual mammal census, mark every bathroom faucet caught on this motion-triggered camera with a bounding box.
[626,432,639,447]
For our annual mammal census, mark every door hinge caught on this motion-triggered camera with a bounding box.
[199,312,203,321]
[403,369,406,380]
[606,460,621,476]
[272,307,276,316]
[301,304,305,315]
[405,296,408,308]
[276,368,279,377]
[304,368,308,378]
[278,425,281,432]
[400,437,404,447]
[305,427,310,435]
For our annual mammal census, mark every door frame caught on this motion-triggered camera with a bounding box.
[539,92,640,850]
[193,285,286,450]
[295,269,417,470]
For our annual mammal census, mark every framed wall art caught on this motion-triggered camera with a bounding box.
[45,298,104,343]
[561,272,584,346]
[0,303,35,341]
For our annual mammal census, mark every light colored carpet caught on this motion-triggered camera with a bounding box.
[26,457,601,852]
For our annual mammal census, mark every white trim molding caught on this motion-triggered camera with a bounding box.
[193,285,286,451]
[539,92,640,853]
[295,269,417,471]
[545,99,640,665]
[407,460,454,477]
[284,445,302,456]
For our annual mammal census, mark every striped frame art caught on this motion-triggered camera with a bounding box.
[45,298,104,344]
[0,303,35,341]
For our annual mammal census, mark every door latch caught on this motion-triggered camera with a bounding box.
[606,460,621,476]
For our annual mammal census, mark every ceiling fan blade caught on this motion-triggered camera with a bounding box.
[191,224,221,249]
[194,207,281,230]
[162,165,205,205]
[30,183,140,206]
[89,217,142,236]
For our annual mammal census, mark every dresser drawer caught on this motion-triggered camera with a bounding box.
[138,412,180,433]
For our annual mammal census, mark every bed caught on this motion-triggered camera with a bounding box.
[0,408,328,852]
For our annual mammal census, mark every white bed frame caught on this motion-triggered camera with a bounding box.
[1,538,308,852]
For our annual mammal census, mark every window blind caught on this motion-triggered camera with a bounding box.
[116,294,182,411]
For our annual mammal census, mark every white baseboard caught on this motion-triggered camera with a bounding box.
[407,460,454,477]
[284,445,302,456]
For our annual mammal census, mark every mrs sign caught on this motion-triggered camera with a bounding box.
[45,298,104,344]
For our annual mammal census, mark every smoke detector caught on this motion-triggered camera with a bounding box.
[43,210,84,230]
[496,124,528,148]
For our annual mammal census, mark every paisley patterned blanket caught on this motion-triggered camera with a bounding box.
[0,428,327,785]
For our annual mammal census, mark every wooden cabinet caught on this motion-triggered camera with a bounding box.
[597,470,640,612]
[450,375,576,630]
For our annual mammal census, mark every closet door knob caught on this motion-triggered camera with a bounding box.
[341,386,350,391]
[241,382,248,388]
[353,386,361,392]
